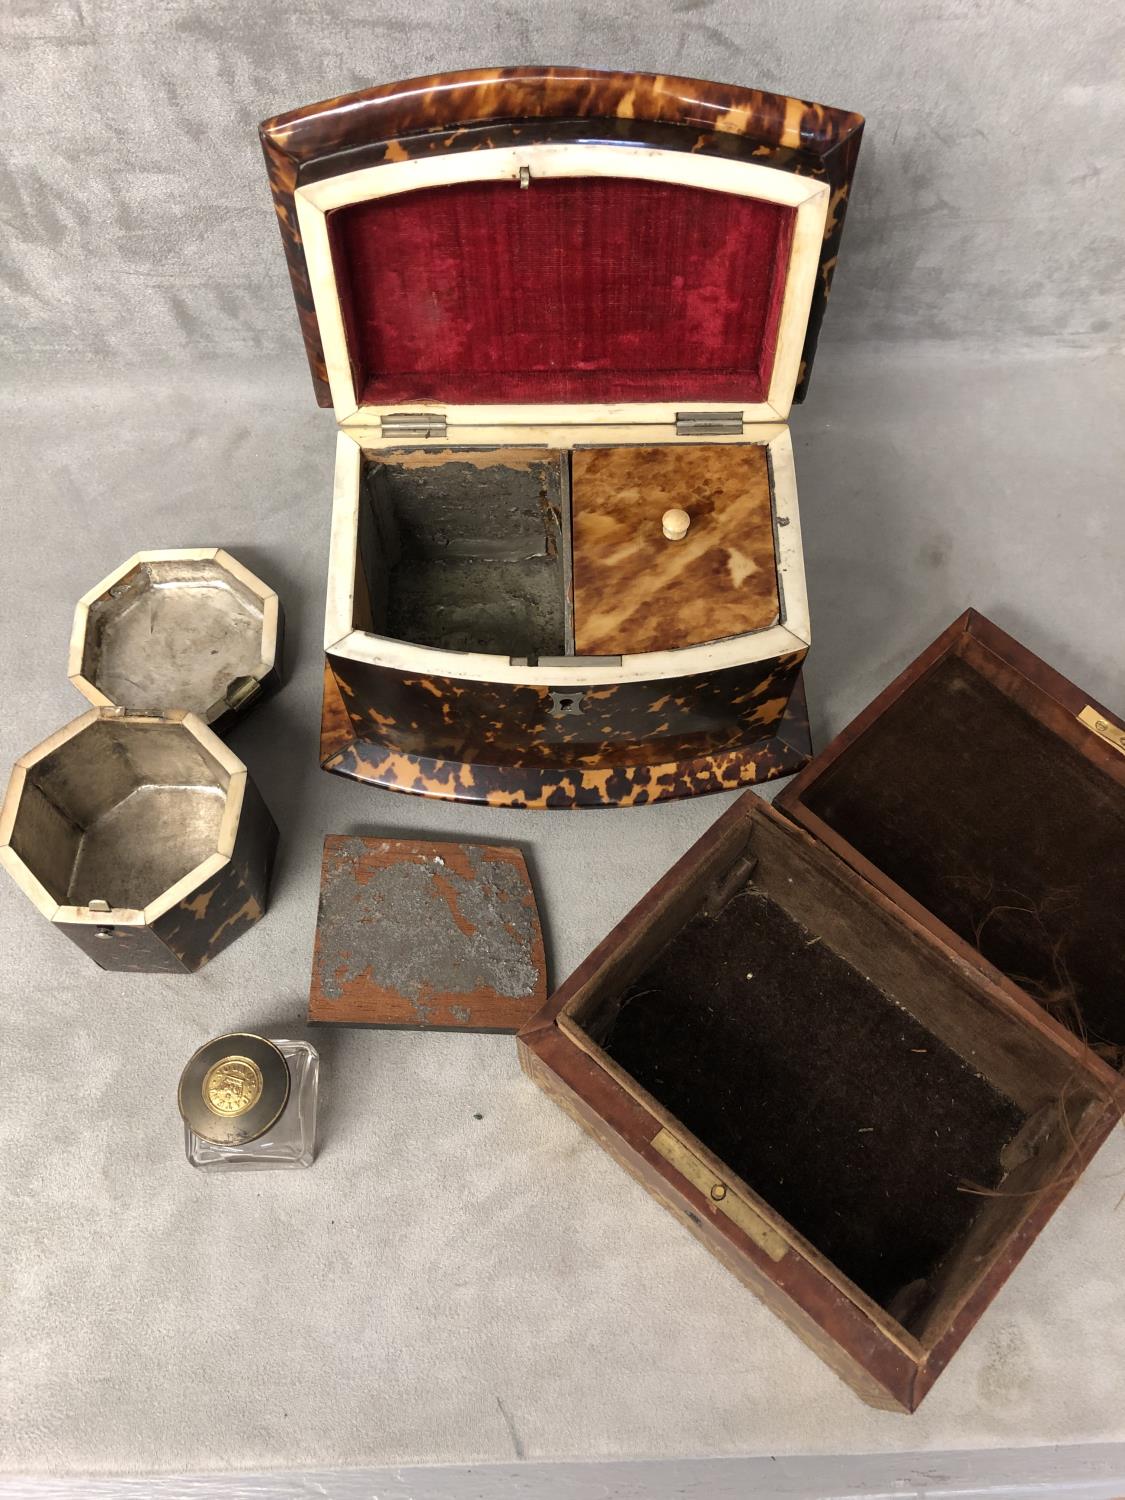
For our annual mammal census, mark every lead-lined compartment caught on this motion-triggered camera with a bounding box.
[6,716,232,912]
[354,447,569,658]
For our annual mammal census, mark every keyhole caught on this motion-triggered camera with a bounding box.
[549,691,585,717]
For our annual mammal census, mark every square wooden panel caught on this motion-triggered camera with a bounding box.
[308,835,546,1031]
[571,444,779,655]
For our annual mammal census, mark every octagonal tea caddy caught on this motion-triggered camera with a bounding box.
[0,708,277,972]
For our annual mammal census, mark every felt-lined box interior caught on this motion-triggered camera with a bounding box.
[520,793,1116,1409]
[327,177,795,407]
[778,610,1125,1087]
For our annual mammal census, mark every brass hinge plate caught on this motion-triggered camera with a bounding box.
[379,412,448,439]
[650,1126,787,1261]
[675,410,744,436]
[1079,704,1125,756]
[225,674,263,712]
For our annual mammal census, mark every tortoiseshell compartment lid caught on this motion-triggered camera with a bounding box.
[259,67,863,415]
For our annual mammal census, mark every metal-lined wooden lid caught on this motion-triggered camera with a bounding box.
[178,1032,290,1145]
[69,549,281,736]
[308,836,547,1032]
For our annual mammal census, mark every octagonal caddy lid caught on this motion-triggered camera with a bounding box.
[260,67,864,430]
[69,549,281,734]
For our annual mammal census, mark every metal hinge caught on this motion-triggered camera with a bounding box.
[225,675,263,712]
[379,412,448,439]
[704,854,758,917]
[675,411,744,436]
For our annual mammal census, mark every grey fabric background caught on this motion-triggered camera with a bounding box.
[3,350,1125,1484]
[2,0,1125,1487]
[2,0,1123,363]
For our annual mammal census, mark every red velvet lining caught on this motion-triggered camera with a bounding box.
[328,177,795,406]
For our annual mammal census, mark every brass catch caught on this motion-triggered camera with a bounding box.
[1078,704,1125,756]
[650,1126,787,1261]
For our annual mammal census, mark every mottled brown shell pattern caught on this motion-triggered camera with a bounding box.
[321,660,811,808]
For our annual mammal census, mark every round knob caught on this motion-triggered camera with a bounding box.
[662,507,690,542]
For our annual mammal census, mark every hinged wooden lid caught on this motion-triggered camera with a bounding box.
[260,67,863,431]
[777,609,1125,1090]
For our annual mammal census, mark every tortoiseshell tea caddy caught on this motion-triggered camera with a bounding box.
[0,549,281,973]
[260,67,864,807]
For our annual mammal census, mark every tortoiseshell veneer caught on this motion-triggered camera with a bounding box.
[261,68,862,806]
[261,67,864,407]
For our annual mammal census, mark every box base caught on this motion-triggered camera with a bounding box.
[319,664,812,808]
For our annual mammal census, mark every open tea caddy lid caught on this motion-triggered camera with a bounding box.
[260,67,864,437]
[777,608,1125,1092]
[68,548,281,734]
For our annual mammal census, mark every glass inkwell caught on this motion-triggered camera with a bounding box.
[178,1032,318,1171]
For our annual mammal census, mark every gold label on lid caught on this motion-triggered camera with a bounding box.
[202,1056,264,1117]
[1079,704,1125,756]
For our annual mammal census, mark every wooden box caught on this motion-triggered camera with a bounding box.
[519,611,1122,1409]
[260,67,863,807]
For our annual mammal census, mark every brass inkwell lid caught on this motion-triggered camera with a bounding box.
[178,1032,290,1146]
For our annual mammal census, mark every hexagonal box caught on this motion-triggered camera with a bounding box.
[69,549,282,734]
[0,709,278,973]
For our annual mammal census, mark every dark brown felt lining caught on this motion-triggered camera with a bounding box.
[566,804,1097,1339]
[799,654,1125,1066]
